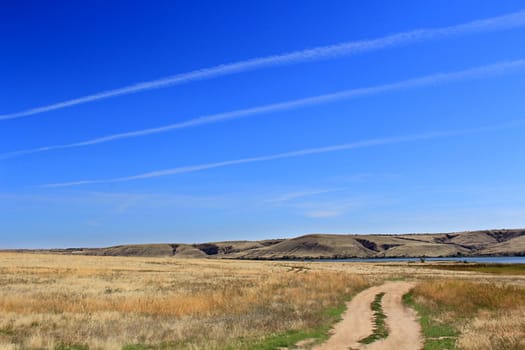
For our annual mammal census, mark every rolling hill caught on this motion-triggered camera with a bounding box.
[12,228,525,259]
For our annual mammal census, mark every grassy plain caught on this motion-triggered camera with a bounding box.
[0,254,524,349]
[0,253,369,350]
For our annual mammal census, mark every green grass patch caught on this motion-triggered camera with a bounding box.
[0,327,15,336]
[359,292,388,344]
[324,303,347,319]
[55,345,89,350]
[122,345,150,350]
[123,343,183,350]
[403,292,458,350]
[234,328,328,350]
[123,343,182,350]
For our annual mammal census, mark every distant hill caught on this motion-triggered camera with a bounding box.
[8,229,525,259]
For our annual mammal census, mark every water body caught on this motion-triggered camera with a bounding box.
[309,256,525,264]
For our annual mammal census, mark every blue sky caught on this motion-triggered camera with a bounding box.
[1,1,525,248]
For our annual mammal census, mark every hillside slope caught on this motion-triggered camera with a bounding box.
[12,229,525,259]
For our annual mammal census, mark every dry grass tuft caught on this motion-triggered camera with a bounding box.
[458,309,525,350]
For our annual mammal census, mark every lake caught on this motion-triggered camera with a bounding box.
[309,256,525,264]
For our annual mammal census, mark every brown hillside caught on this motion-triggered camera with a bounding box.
[7,229,525,259]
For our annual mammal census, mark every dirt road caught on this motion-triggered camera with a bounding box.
[313,281,422,350]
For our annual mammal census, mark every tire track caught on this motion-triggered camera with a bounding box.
[313,281,422,350]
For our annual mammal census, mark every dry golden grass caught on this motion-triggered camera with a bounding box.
[458,309,525,350]
[0,253,368,349]
[412,279,525,350]
[413,279,525,313]
[2,253,524,350]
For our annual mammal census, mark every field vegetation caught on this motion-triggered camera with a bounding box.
[0,253,368,350]
[359,292,388,344]
[1,253,524,350]
[407,279,525,350]
[417,263,525,275]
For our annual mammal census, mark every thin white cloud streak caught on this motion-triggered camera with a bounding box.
[2,9,525,121]
[3,59,525,160]
[268,189,345,203]
[42,121,524,188]
[304,210,344,218]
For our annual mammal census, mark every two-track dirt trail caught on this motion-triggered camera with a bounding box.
[313,281,422,350]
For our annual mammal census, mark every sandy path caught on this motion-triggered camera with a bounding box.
[313,281,422,350]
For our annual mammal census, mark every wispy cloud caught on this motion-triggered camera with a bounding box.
[3,59,525,160]
[304,210,344,218]
[42,121,524,188]
[295,197,362,219]
[2,10,525,122]
[267,188,346,203]
[0,191,229,211]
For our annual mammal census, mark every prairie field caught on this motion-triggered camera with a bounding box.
[0,253,370,350]
[0,253,524,350]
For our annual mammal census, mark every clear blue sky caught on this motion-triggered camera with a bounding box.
[1,1,525,248]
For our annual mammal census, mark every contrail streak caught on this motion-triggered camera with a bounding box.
[3,59,525,160]
[42,120,524,188]
[2,9,525,121]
